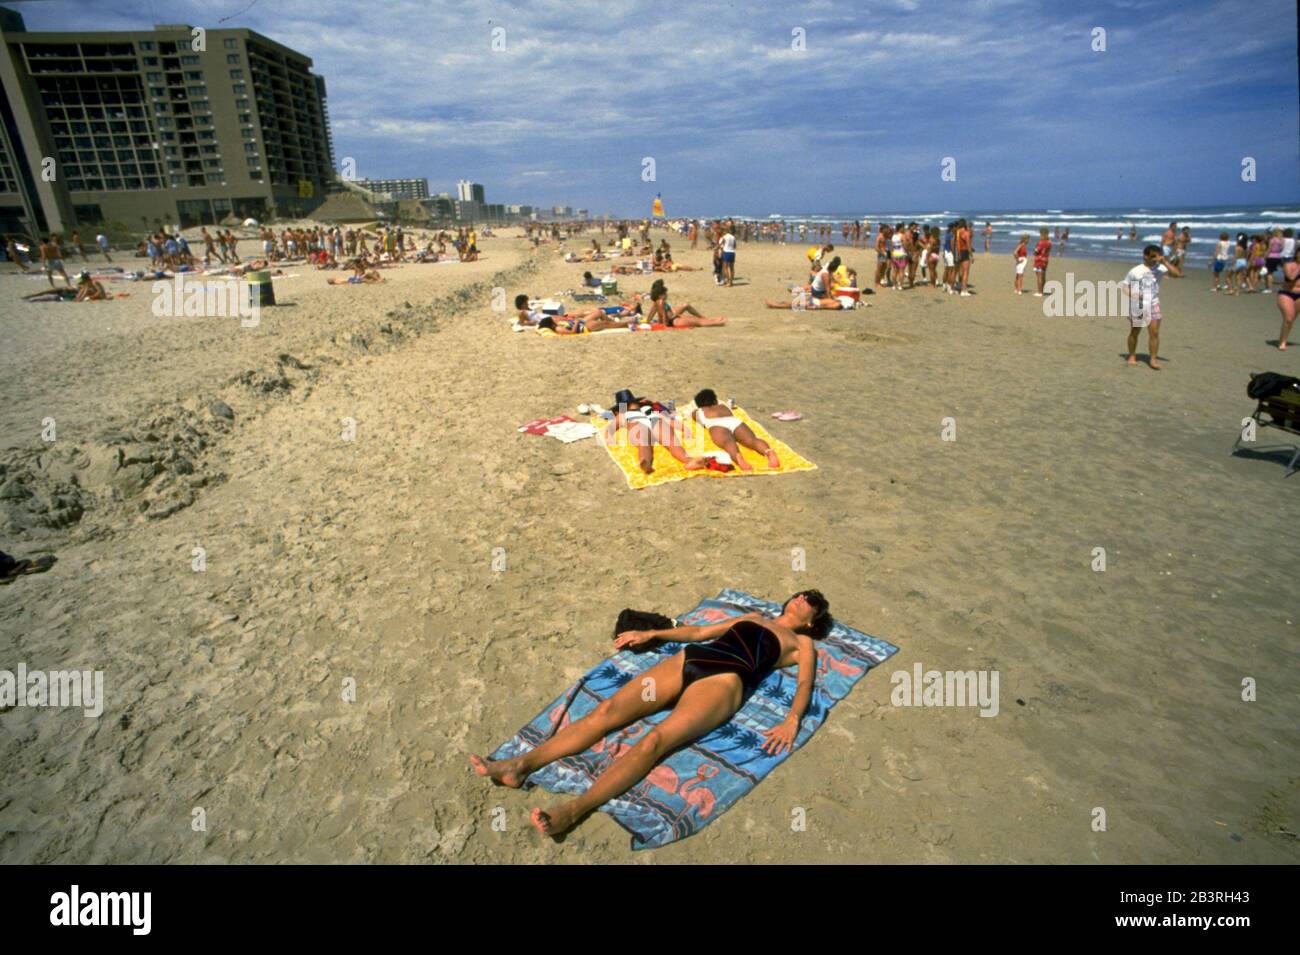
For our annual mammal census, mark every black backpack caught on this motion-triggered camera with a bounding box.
[613,608,675,642]
[1247,372,1300,401]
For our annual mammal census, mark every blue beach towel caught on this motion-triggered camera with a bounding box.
[490,588,898,849]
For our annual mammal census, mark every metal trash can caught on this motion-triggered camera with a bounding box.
[246,269,275,309]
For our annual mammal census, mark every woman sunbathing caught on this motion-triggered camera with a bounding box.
[691,389,780,470]
[764,294,853,309]
[603,389,706,474]
[645,280,725,327]
[74,271,107,301]
[470,590,833,838]
[537,310,634,334]
[653,250,698,272]
[328,260,382,284]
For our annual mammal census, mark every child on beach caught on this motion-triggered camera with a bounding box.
[1032,227,1052,296]
[1013,234,1028,295]
[1122,245,1182,369]
[1211,232,1232,292]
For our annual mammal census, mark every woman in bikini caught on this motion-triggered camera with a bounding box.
[1275,249,1300,350]
[603,389,706,474]
[470,590,833,837]
[691,389,779,470]
[644,280,725,327]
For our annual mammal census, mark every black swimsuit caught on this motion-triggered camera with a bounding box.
[682,619,783,691]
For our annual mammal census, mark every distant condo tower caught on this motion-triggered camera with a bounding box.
[0,8,335,235]
[457,179,485,203]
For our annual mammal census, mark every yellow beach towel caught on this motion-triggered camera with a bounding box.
[597,406,816,490]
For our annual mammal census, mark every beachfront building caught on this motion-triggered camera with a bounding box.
[354,177,428,202]
[456,179,485,204]
[0,7,335,236]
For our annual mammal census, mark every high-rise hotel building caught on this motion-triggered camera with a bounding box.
[0,7,335,236]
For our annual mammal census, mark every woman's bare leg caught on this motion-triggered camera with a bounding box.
[733,423,779,468]
[531,674,742,837]
[707,426,750,470]
[671,315,726,327]
[471,653,685,787]
[1278,295,1296,349]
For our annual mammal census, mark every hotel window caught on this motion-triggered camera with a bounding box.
[229,69,243,80]
[238,113,251,124]
[181,54,199,65]
[232,83,246,94]
[184,71,202,80]
[226,54,240,64]
[235,98,249,109]
[143,56,159,66]
[204,159,220,168]
[139,41,155,51]
[150,87,165,97]
[243,142,257,153]
[187,86,206,96]
[146,72,161,81]
[224,38,238,49]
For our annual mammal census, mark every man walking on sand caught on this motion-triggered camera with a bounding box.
[1123,245,1182,369]
[40,236,71,288]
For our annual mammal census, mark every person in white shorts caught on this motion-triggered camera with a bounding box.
[1123,245,1182,369]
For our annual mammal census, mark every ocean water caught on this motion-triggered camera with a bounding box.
[715,205,1300,263]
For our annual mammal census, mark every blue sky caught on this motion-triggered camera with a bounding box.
[13,0,1300,215]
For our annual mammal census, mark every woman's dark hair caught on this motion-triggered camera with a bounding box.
[694,388,718,407]
[583,271,593,280]
[514,293,529,309]
[827,256,841,273]
[784,589,832,639]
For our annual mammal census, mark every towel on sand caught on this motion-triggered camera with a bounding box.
[598,405,815,489]
[490,589,898,849]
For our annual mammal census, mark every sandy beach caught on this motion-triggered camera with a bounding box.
[1,229,1297,863]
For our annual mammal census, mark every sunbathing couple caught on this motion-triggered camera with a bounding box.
[470,590,833,838]
[514,282,723,333]
[764,256,859,309]
[327,259,384,285]
[605,387,781,474]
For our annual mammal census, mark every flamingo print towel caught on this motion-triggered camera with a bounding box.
[489,589,898,850]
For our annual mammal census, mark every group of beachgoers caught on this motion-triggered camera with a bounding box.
[516,276,727,334]
[1208,227,1298,297]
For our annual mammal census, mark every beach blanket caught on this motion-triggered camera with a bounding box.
[490,589,898,849]
[598,405,815,489]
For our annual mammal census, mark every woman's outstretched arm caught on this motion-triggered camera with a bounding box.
[762,634,816,755]
[614,613,759,650]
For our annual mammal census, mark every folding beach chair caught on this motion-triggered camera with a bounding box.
[1232,372,1300,477]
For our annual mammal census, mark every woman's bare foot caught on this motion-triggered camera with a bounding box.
[469,753,529,788]
[736,454,754,471]
[1149,359,1161,370]
[531,804,579,837]
[683,456,707,470]
[765,449,781,469]
[1126,356,1139,366]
